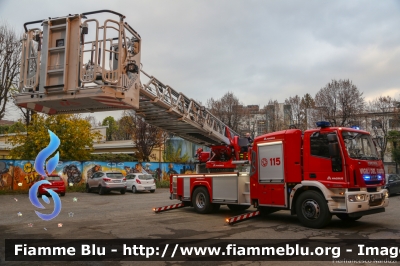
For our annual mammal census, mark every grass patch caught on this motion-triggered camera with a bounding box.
[66,183,86,193]
[0,189,28,195]
[156,180,170,188]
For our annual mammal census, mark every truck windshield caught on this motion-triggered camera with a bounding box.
[341,131,378,160]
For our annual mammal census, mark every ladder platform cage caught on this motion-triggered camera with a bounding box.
[15,10,142,114]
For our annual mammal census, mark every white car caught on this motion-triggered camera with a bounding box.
[86,171,127,195]
[125,173,156,193]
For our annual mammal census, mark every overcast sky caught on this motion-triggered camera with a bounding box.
[2,0,400,123]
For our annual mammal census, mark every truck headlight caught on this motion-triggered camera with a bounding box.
[348,194,365,202]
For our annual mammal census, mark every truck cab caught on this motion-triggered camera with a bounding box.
[249,122,388,228]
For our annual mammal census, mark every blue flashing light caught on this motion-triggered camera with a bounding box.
[351,125,360,130]
[316,121,331,128]
[363,175,371,181]
[377,175,382,180]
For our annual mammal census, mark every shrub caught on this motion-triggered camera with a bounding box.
[156,180,170,188]
[66,183,86,193]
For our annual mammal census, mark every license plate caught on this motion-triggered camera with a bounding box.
[371,194,382,201]
[113,180,120,183]
[145,187,151,190]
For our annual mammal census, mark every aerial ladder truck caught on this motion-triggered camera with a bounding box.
[15,10,389,229]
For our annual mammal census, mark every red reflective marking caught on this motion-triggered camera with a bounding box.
[34,104,43,112]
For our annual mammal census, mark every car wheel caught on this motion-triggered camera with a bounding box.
[132,186,137,194]
[60,193,65,196]
[296,190,332,229]
[192,187,212,214]
[227,204,250,211]
[98,186,105,195]
[336,213,362,222]
[85,184,91,193]
[150,190,155,193]
[120,189,126,195]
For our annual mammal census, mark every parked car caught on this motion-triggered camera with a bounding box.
[30,175,66,197]
[125,173,156,193]
[86,171,127,195]
[385,174,400,196]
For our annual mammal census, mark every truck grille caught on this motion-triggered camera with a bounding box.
[369,193,383,207]
[369,199,383,207]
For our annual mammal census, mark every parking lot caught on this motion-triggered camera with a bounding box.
[1,189,400,265]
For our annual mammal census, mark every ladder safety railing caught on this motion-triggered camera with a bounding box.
[21,29,41,91]
[139,69,239,144]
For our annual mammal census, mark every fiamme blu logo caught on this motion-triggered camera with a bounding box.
[28,130,62,221]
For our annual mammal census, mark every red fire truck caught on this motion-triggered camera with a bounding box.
[15,10,388,229]
[170,122,389,228]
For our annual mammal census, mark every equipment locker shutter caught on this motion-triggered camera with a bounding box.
[258,141,284,183]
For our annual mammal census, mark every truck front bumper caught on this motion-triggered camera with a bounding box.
[348,207,385,217]
[346,190,388,214]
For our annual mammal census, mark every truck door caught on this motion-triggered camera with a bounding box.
[305,132,345,183]
[257,141,286,206]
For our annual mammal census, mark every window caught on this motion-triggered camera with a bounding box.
[371,120,382,129]
[138,174,153,180]
[91,173,99,179]
[310,132,330,158]
[46,176,61,181]
[106,172,124,179]
[389,119,400,129]
[342,131,378,160]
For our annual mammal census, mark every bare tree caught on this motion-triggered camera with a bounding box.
[84,115,98,128]
[367,96,398,161]
[207,92,245,132]
[300,93,316,129]
[125,110,166,161]
[315,79,365,127]
[285,95,302,129]
[0,22,22,120]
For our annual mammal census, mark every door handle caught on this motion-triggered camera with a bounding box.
[309,173,316,178]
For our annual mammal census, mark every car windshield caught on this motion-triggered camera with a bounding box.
[46,176,61,181]
[106,173,124,179]
[138,174,153,180]
[341,131,379,160]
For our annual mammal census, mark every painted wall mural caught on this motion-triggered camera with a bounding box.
[0,160,197,191]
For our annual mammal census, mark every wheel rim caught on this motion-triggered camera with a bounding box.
[301,199,320,220]
[195,192,206,209]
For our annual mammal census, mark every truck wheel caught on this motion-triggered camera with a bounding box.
[296,190,332,229]
[192,187,212,214]
[336,213,362,222]
[227,204,250,211]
